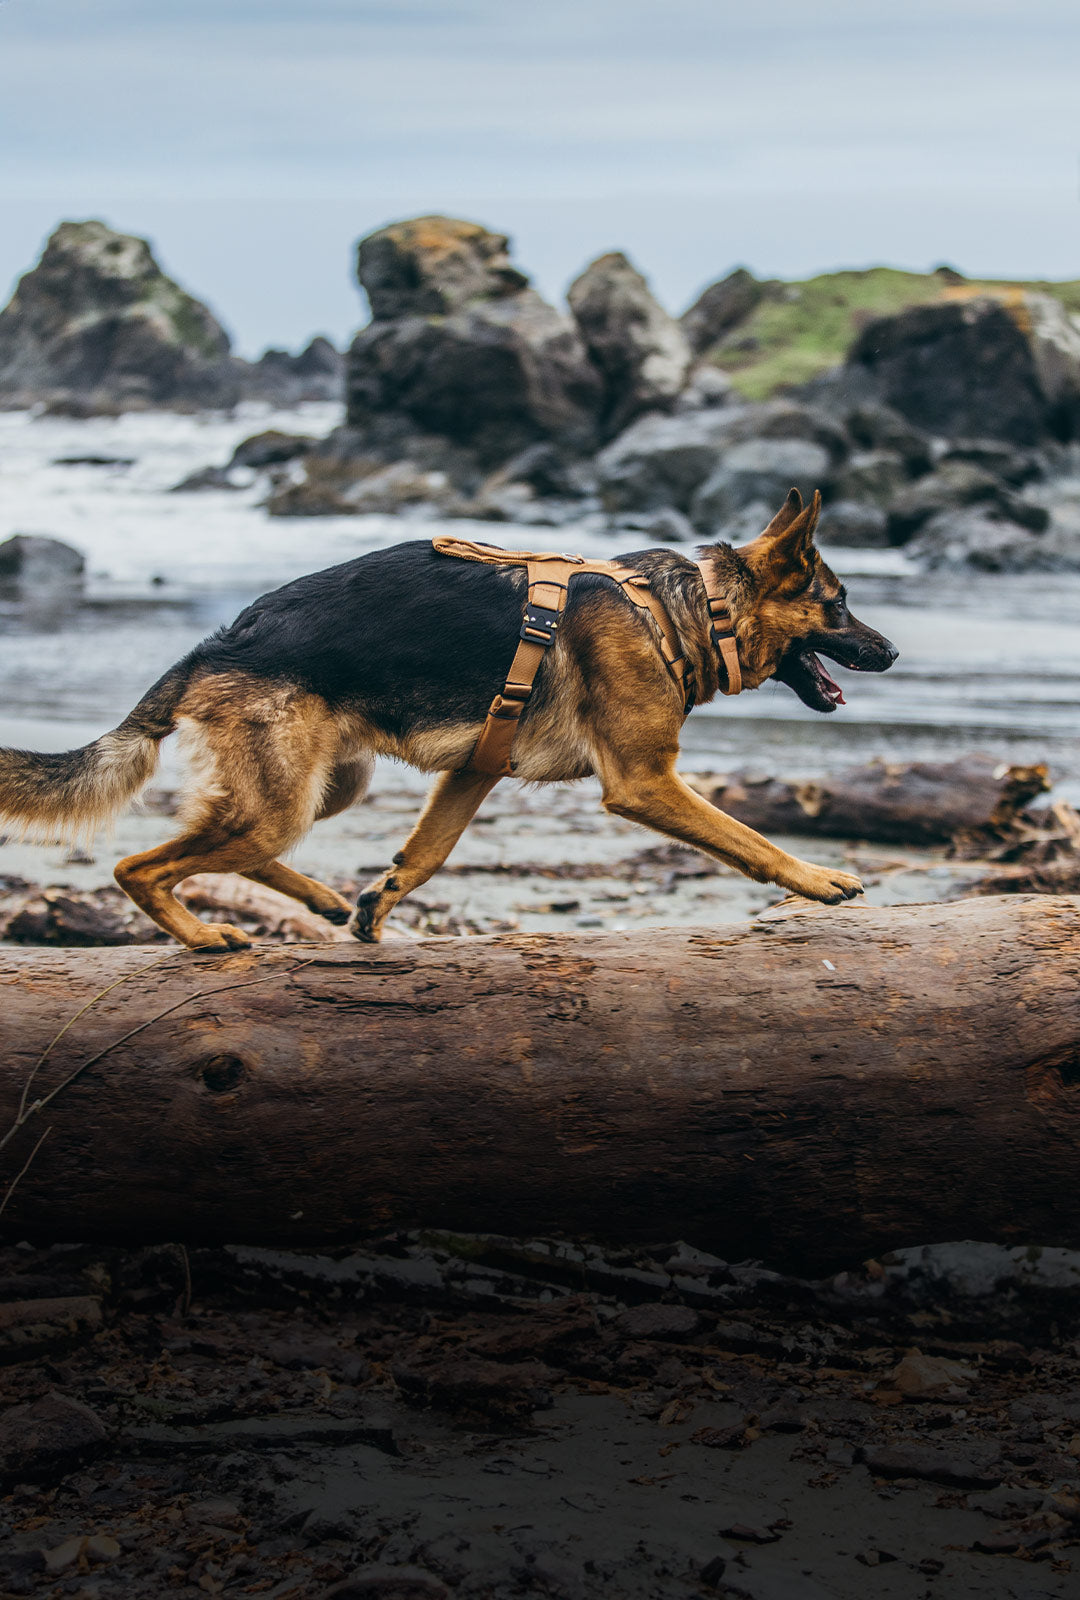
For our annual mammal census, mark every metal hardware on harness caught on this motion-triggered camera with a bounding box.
[520,602,563,645]
[429,534,741,779]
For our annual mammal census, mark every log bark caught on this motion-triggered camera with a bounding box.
[2,895,1079,1273]
[686,755,1050,845]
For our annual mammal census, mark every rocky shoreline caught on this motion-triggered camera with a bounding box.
[4,216,1080,571]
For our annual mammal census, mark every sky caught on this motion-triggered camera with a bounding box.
[1,0,1078,355]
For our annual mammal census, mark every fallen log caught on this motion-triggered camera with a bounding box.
[1,895,1079,1273]
[685,755,1050,845]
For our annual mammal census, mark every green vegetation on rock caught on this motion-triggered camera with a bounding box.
[704,266,1080,399]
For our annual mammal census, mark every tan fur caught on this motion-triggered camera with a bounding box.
[114,678,367,952]
[0,728,160,846]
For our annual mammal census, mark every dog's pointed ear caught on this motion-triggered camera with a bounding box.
[760,487,805,541]
[743,489,821,581]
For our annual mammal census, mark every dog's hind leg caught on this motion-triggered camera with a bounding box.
[349,768,499,942]
[114,679,345,950]
[598,757,863,905]
[116,813,301,951]
[241,753,375,925]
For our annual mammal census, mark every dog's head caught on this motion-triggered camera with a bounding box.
[712,488,898,711]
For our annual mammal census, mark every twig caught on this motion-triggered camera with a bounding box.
[0,1127,51,1219]
[11,960,316,1139]
[10,949,184,1141]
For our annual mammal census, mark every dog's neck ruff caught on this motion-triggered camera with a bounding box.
[431,535,743,778]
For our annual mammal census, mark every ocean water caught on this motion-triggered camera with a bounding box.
[1,403,1078,802]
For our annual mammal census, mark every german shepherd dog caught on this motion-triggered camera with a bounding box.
[0,489,897,951]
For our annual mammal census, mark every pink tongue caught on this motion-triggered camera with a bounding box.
[818,662,845,705]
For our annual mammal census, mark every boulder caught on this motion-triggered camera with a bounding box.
[1024,292,1080,435]
[0,220,239,409]
[596,408,744,512]
[843,403,934,475]
[346,216,601,464]
[264,415,483,516]
[240,335,343,404]
[611,506,697,544]
[0,1393,108,1488]
[830,448,910,507]
[596,401,848,514]
[815,500,890,547]
[907,507,1076,573]
[673,363,735,411]
[0,533,85,605]
[266,455,459,519]
[228,429,317,470]
[938,438,1043,487]
[690,436,832,534]
[886,460,1049,544]
[168,465,240,493]
[848,293,1080,445]
[566,251,691,436]
[681,268,774,355]
[491,441,597,500]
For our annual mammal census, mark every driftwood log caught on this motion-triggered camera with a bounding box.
[686,754,1050,845]
[1,895,1079,1273]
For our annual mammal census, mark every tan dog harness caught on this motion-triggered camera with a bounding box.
[431,534,742,778]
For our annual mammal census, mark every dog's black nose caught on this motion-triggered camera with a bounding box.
[884,638,899,664]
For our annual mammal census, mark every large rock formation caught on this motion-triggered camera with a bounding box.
[848,292,1080,445]
[566,252,691,437]
[240,335,343,405]
[0,221,240,410]
[346,216,602,465]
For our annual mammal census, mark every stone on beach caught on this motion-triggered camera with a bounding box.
[0,533,85,607]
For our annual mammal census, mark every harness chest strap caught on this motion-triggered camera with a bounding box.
[430,535,740,779]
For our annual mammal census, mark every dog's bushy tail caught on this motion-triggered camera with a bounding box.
[0,664,190,843]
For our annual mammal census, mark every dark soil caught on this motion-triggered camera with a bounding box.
[1,1232,1078,1599]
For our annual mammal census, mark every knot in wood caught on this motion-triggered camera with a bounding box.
[197,1053,249,1095]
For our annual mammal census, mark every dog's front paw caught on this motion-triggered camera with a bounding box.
[783,863,863,905]
[348,887,385,943]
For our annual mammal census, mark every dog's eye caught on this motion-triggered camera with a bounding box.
[825,598,848,627]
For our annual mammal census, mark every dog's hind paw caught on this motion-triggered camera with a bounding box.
[186,921,253,952]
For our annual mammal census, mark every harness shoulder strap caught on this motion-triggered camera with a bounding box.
[696,560,742,696]
[466,555,578,778]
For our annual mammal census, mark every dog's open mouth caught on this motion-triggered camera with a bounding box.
[774,647,846,712]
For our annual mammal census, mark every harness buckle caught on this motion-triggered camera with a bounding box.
[520,603,562,645]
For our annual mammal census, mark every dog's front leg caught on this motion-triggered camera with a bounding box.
[349,768,500,942]
[600,763,863,905]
